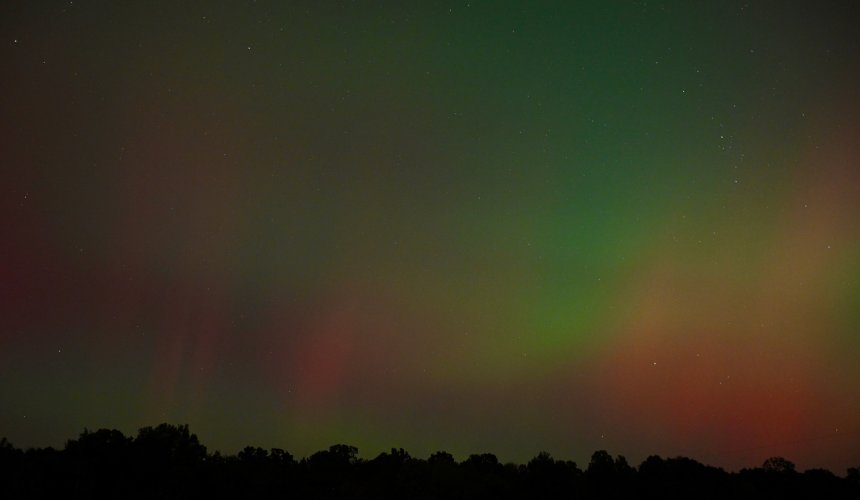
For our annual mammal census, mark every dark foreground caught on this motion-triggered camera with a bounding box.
[2,424,858,499]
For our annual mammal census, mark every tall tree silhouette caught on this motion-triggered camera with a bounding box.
[131,423,207,498]
[64,428,133,498]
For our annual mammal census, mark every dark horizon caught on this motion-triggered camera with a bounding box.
[3,422,860,476]
[3,423,859,499]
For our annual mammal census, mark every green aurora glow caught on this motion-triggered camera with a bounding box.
[2,1,859,471]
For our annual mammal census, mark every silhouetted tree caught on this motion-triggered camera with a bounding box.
[738,457,803,500]
[237,445,269,464]
[270,447,295,466]
[64,428,133,498]
[639,455,728,500]
[461,453,511,499]
[4,423,860,499]
[0,437,22,464]
[134,423,207,465]
[428,450,455,465]
[131,423,207,498]
[587,449,616,478]
[0,437,24,498]
[762,456,796,474]
[0,437,18,453]
[523,451,581,499]
[586,450,636,499]
[420,451,460,499]
[304,444,360,498]
[359,448,418,499]
[21,446,64,498]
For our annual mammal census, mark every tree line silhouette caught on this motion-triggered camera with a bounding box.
[1,423,858,499]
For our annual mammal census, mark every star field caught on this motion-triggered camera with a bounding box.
[1,1,860,471]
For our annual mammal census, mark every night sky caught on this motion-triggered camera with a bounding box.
[3,1,860,472]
